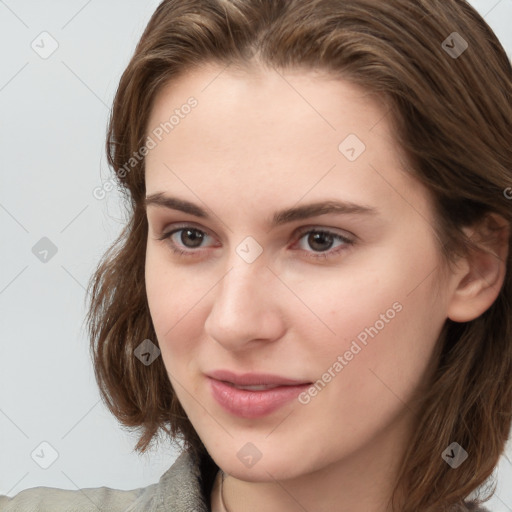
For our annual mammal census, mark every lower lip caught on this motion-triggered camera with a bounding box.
[208,378,311,418]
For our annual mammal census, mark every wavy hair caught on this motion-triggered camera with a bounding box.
[85,1,512,510]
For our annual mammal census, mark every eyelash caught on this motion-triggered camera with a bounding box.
[155,224,355,261]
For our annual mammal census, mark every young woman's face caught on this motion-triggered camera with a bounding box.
[144,64,458,482]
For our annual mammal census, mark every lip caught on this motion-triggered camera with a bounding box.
[206,370,312,419]
[206,369,311,386]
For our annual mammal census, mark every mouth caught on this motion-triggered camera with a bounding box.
[206,369,312,388]
[207,375,312,419]
[219,381,302,391]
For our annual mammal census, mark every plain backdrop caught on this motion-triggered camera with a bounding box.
[0,0,511,508]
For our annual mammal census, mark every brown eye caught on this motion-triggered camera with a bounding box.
[293,228,355,261]
[306,231,336,252]
[177,228,205,248]
[157,226,212,257]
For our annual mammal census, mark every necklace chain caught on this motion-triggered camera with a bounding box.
[220,470,231,512]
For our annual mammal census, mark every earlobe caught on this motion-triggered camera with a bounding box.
[446,213,509,323]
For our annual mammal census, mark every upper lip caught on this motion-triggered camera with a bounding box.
[207,369,312,386]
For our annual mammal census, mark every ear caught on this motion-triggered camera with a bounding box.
[446,212,510,323]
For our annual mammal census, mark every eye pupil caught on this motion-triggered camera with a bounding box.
[308,231,334,252]
[182,229,204,248]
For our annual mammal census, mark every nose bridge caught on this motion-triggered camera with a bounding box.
[204,245,284,346]
[215,249,270,316]
[217,231,271,297]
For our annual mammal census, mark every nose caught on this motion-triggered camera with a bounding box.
[203,257,286,352]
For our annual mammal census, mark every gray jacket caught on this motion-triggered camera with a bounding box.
[0,448,493,511]
[0,448,218,512]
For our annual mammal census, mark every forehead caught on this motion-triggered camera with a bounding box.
[146,63,390,145]
[144,64,432,224]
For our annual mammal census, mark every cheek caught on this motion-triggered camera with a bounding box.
[145,245,192,328]
[318,285,441,427]
[295,294,440,446]
[305,242,442,397]
[145,248,210,370]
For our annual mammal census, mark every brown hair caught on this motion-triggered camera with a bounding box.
[85,1,512,510]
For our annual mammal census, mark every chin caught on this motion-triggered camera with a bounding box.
[206,441,320,482]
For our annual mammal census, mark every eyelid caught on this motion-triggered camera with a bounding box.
[294,224,355,241]
[157,221,216,241]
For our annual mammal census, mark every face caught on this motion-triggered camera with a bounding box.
[144,64,456,483]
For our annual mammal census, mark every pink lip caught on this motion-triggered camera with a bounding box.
[206,370,312,418]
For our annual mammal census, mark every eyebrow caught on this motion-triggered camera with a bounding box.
[144,192,379,227]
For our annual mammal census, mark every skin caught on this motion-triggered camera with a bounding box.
[143,63,508,512]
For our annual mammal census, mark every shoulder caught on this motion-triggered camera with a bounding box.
[0,484,153,512]
[0,448,217,512]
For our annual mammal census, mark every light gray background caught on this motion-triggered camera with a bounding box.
[0,0,511,508]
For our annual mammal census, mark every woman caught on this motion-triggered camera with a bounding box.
[2,0,510,511]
